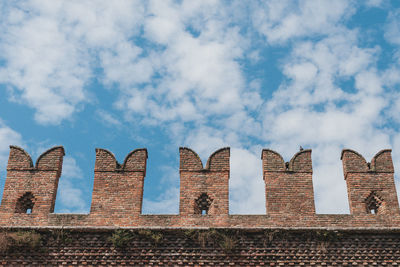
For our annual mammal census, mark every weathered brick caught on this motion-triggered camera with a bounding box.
[0,145,399,231]
[341,149,399,215]
[0,146,64,225]
[179,147,229,219]
[262,149,315,214]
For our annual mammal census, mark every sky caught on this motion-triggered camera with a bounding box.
[1,0,400,214]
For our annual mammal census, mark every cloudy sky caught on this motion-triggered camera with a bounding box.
[1,0,400,214]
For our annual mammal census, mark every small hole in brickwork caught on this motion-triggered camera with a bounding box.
[370,209,376,214]
[15,192,35,214]
[195,193,213,215]
[365,191,383,215]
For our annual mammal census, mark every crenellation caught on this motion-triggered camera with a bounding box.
[123,148,148,172]
[179,147,230,216]
[0,146,64,221]
[341,149,369,175]
[261,149,312,173]
[94,148,120,171]
[204,147,230,171]
[7,146,34,170]
[90,148,148,225]
[371,149,394,172]
[35,146,65,171]
[289,149,312,172]
[262,149,315,214]
[261,149,285,172]
[341,149,399,216]
[179,147,203,171]
[0,145,400,228]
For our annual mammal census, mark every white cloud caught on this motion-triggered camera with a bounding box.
[142,163,180,214]
[62,156,84,179]
[271,33,379,110]
[96,110,122,127]
[56,180,88,213]
[113,0,261,129]
[385,9,400,45]
[142,186,179,214]
[0,0,259,129]
[0,8,90,124]
[229,148,265,214]
[0,0,146,125]
[100,42,154,88]
[0,120,23,171]
[365,0,385,8]
[56,155,87,213]
[252,0,354,43]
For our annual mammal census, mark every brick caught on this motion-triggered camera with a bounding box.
[0,145,400,230]
[262,149,315,214]
[341,149,399,215]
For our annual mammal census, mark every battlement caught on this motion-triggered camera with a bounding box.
[179,147,230,217]
[0,146,64,222]
[262,149,315,214]
[180,147,230,172]
[261,149,312,172]
[7,146,65,171]
[341,149,394,175]
[341,149,398,215]
[94,148,147,172]
[1,145,400,228]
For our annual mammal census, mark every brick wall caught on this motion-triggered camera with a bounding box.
[0,146,64,225]
[342,149,399,215]
[262,149,315,214]
[179,147,229,218]
[0,145,400,229]
[90,148,147,225]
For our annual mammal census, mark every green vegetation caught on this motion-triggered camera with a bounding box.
[0,230,41,252]
[185,229,238,252]
[51,228,73,246]
[109,229,134,248]
[109,229,164,249]
[138,229,164,245]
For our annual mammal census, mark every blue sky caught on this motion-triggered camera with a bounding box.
[1,0,400,214]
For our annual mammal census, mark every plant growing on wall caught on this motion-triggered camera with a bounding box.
[184,229,238,253]
[0,230,41,252]
[109,229,134,249]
